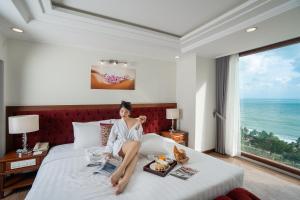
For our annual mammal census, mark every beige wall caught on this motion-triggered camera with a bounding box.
[6,39,176,106]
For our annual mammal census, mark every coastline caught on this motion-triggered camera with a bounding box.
[242,127,297,144]
[240,98,300,144]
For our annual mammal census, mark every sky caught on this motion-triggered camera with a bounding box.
[239,43,300,99]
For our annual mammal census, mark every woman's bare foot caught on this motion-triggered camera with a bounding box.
[111,168,125,186]
[115,178,129,195]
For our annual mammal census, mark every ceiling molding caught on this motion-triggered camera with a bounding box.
[11,0,33,23]
[181,0,300,54]
[2,0,300,59]
[51,1,181,38]
[36,0,179,49]
[181,0,268,44]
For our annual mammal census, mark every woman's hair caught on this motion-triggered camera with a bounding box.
[120,101,132,112]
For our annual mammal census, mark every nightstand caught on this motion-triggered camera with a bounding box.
[0,150,48,198]
[160,130,188,146]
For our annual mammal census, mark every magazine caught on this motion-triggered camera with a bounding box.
[169,166,199,180]
[86,152,121,176]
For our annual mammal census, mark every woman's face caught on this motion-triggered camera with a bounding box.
[119,107,130,118]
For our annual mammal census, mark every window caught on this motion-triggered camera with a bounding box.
[239,42,300,170]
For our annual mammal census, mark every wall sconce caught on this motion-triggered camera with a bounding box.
[98,59,128,67]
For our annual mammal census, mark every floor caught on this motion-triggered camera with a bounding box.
[207,152,300,200]
[2,152,300,200]
[2,188,28,200]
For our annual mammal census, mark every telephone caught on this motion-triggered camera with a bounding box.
[33,142,49,152]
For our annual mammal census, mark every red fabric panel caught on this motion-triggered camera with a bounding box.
[9,106,173,149]
[215,188,260,200]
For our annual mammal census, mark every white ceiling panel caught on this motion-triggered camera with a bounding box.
[52,0,247,36]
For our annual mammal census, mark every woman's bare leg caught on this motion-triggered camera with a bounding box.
[111,141,140,186]
[115,153,139,194]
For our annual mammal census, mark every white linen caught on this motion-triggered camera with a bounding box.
[139,133,169,156]
[72,122,101,149]
[225,54,241,156]
[26,136,244,200]
[105,119,143,157]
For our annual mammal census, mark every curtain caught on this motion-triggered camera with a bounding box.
[215,56,229,154]
[225,54,241,156]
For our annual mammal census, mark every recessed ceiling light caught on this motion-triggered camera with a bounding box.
[175,56,180,59]
[246,27,257,33]
[11,27,24,33]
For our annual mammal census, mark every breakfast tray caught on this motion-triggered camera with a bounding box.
[143,160,177,177]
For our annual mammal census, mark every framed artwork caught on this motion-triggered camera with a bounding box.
[91,65,135,90]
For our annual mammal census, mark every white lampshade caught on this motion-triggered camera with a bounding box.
[9,115,39,134]
[166,109,179,119]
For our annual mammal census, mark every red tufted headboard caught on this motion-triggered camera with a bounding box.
[6,103,176,152]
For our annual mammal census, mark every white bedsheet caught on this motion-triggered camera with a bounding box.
[26,137,243,200]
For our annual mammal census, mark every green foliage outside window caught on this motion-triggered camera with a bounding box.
[241,127,300,169]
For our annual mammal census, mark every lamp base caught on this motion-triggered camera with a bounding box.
[15,132,31,154]
[169,128,177,133]
[16,149,31,154]
[169,119,177,133]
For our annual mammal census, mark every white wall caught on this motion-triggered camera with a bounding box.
[176,54,196,149]
[0,33,7,156]
[176,54,216,151]
[195,57,216,151]
[6,39,176,105]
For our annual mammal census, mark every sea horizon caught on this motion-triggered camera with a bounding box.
[240,98,300,143]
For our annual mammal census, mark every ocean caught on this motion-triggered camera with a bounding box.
[240,99,300,143]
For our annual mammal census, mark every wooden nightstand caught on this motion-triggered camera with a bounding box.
[0,150,48,198]
[160,130,188,146]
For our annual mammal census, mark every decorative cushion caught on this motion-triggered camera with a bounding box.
[100,123,113,146]
[72,122,101,149]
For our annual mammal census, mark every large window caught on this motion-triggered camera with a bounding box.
[239,43,300,169]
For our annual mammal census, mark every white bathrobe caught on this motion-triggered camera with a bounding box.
[104,118,143,157]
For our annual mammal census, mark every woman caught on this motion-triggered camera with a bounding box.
[103,101,146,194]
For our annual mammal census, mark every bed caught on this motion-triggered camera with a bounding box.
[25,137,243,200]
[6,104,243,200]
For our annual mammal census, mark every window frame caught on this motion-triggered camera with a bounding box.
[239,36,300,176]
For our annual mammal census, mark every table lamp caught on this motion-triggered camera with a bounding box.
[9,115,39,154]
[166,108,179,132]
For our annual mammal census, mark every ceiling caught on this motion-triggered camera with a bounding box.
[51,0,247,37]
[0,0,299,60]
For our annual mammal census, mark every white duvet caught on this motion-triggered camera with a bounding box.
[26,137,243,200]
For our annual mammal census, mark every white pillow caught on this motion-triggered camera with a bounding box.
[72,122,101,149]
[139,133,168,156]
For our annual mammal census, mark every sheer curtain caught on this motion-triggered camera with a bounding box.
[225,54,241,156]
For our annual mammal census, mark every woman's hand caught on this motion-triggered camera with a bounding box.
[137,115,147,124]
[103,152,112,159]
